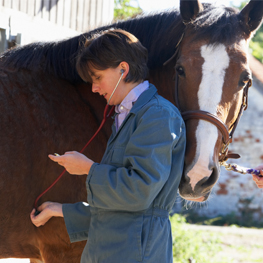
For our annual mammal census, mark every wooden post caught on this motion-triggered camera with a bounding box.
[63,0,71,28]
[42,0,50,21]
[70,0,77,30]
[56,0,64,26]
[96,0,102,27]
[50,0,57,23]
[89,0,96,30]
[76,0,84,32]
[27,0,35,17]
[20,0,27,13]
[0,28,6,53]
[4,0,12,8]
[82,0,90,32]
[12,0,19,11]
[35,0,42,18]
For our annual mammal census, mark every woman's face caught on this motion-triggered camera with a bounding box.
[89,67,126,105]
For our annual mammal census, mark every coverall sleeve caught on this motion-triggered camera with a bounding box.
[86,105,185,211]
[62,202,91,243]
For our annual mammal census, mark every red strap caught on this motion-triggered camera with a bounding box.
[34,105,115,209]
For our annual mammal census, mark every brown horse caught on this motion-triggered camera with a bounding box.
[0,0,262,262]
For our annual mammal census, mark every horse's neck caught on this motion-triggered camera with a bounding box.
[148,66,176,104]
[75,82,113,138]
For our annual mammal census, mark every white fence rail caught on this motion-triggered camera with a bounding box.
[0,0,114,52]
[0,0,114,32]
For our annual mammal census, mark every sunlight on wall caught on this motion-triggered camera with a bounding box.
[0,259,29,262]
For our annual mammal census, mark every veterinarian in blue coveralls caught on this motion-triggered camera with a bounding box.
[30,29,186,263]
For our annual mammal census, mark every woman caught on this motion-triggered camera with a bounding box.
[30,29,186,263]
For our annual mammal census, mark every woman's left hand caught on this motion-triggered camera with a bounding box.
[30,202,63,227]
[48,151,94,175]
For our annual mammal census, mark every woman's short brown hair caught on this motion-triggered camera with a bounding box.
[76,29,148,83]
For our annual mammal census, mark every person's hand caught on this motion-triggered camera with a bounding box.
[48,151,94,175]
[30,202,63,227]
[252,164,263,188]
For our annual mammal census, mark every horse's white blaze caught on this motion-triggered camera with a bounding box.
[188,44,230,191]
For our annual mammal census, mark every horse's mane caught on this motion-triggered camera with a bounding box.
[0,36,83,83]
[190,4,242,44]
[0,10,184,83]
[0,3,241,83]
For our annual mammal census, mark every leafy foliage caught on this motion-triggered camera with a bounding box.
[114,0,142,21]
[250,29,263,63]
[232,1,263,62]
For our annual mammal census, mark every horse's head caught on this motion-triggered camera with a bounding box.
[177,0,263,202]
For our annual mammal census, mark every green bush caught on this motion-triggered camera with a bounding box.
[233,1,263,63]
[114,0,142,21]
[250,40,263,63]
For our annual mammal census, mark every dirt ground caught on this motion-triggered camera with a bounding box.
[1,225,263,263]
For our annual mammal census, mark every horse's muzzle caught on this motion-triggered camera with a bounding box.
[178,166,219,202]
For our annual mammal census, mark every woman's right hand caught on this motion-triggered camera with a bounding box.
[30,201,63,227]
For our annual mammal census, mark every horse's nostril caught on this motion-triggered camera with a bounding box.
[197,167,219,191]
[179,165,219,201]
[205,167,218,186]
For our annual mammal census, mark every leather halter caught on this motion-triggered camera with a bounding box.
[175,73,252,163]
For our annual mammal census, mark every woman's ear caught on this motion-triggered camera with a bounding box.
[119,62,129,79]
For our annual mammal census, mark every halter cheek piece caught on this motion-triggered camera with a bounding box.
[163,26,259,175]
[174,72,252,163]
[163,26,252,164]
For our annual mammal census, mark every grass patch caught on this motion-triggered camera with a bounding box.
[171,213,263,263]
[171,214,231,263]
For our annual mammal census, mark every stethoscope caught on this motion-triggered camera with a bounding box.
[34,69,125,215]
[107,68,124,105]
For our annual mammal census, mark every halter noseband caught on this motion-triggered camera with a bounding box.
[175,73,252,163]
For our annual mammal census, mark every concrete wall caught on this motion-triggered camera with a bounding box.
[199,79,263,220]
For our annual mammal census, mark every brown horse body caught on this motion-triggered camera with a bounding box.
[0,1,263,262]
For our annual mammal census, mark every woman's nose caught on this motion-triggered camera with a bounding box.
[92,83,99,93]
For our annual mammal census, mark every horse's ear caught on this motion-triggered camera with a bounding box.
[240,0,263,35]
[180,0,203,24]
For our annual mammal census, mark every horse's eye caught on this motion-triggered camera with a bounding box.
[239,76,251,87]
[239,72,251,87]
[176,66,185,76]
[243,76,250,84]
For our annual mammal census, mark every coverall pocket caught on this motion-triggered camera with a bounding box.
[137,215,153,262]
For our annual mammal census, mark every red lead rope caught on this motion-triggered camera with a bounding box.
[34,105,115,212]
